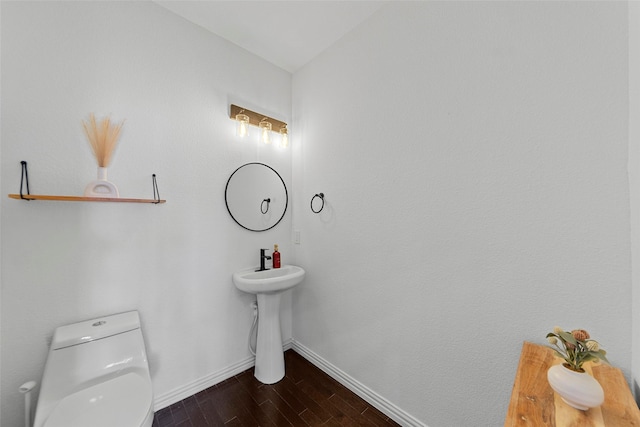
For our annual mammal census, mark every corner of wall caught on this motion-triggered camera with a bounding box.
[629,0,640,403]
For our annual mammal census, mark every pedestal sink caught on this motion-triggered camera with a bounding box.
[233,265,305,384]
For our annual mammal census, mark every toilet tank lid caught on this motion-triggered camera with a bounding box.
[51,311,141,350]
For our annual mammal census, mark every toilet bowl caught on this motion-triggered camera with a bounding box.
[33,311,154,427]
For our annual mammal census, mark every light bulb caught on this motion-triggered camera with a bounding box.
[279,126,289,148]
[235,114,250,138]
[259,119,272,144]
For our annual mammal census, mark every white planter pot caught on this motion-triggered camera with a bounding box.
[547,363,604,410]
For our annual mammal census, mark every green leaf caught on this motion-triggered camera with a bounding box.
[596,351,610,365]
[558,330,578,346]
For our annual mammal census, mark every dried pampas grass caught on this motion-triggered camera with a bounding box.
[82,113,124,167]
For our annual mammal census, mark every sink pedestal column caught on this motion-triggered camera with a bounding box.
[233,265,305,384]
[255,292,285,384]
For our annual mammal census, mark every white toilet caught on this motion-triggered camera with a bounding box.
[33,311,154,427]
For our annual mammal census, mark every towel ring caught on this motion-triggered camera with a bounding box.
[310,193,325,213]
[261,198,271,214]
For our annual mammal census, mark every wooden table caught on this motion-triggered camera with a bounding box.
[505,342,640,426]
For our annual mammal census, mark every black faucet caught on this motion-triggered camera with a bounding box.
[256,248,271,272]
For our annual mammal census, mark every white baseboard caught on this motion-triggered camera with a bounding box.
[153,339,425,427]
[153,354,254,411]
[153,339,294,411]
[291,340,427,427]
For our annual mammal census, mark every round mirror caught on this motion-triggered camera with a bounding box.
[225,162,288,232]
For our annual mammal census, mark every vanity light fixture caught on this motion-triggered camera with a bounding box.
[229,104,288,147]
[259,118,272,144]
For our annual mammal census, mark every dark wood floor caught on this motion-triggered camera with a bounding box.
[152,350,400,427]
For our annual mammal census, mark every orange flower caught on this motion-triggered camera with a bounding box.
[572,329,590,341]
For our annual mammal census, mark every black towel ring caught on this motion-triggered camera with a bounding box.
[310,193,325,213]
[261,198,271,214]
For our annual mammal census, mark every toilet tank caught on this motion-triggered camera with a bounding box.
[34,311,152,427]
[51,310,142,350]
[44,311,150,386]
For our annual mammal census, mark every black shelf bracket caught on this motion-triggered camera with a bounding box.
[20,161,31,200]
[152,174,161,204]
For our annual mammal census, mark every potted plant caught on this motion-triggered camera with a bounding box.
[82,113,124,198]
[546,327,609,410]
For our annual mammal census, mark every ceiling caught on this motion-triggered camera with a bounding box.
[154,1,387,73]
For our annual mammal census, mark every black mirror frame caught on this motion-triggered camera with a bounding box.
[224,162,288,232]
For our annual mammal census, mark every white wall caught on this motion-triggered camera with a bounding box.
[0,1,3,422]
[0,2,292,426]
[630,0,640,401]
[2,2,634,427]
[292,2,631,426]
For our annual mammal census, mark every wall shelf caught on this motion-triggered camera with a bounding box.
[10,162,165,204]
[8,194,166,204]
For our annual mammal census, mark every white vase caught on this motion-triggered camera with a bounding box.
[83,167,119,198]
[547,363,604,410]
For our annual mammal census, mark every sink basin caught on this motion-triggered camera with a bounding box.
[233,265,305,294]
